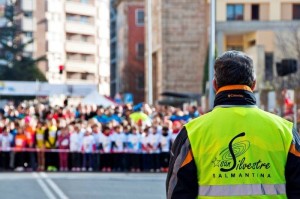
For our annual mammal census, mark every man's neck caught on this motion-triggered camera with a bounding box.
[214,85,256,108]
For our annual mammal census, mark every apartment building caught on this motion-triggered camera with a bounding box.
[19,0,36,57]
[115,0,145,103]
[214,0,300,110]
[145,0,208,104]
[0,0,110,95]
[0,0,36,58]
[34,0,111,95]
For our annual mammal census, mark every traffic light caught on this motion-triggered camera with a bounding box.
[59,65,64,74]
[276,59,298,77]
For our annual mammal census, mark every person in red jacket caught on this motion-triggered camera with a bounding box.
[58,127,70,171]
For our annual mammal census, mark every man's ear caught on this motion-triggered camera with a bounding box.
[251,80,256,91]
[213,79,218,92]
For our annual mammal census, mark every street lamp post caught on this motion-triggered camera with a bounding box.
[147,0,153,105]
[208,0,216,110]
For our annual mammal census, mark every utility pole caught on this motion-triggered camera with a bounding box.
[208,0,216,110]
[147,0,153,105]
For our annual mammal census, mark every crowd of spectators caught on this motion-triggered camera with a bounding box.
[0,100,201,172]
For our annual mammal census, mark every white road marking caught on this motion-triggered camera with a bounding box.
[32,173,57,199]
[40,172,69,199]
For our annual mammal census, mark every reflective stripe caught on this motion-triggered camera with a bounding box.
[199,184,286,196]
[167,138,191,199]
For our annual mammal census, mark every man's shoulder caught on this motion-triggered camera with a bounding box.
[184,111,213,131]
[257,108,293,127]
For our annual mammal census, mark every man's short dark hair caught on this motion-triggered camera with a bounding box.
[214,51,255,88]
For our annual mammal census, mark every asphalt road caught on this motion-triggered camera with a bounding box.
[0,173,167,199]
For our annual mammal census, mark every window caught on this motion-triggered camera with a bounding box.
[81,35,88,42]
[251,4,259,20]
[66,33,73,41]
[24,31,33,38]
[265,53,273,81]
[81,73,94,80]
[227,4,244,21]
[24,11,33,18]
[80,16,89,24]
[293,4,300,20]
[80,0,89,4]
[248,39,256,46]
[66,14,77,21]
[136,9,144,26]
[81,54,88,61]
[136,74,144,90]
[136,43,144,59]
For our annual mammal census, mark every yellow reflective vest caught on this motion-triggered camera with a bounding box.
[185,106,293,199]
[45,125,57,149]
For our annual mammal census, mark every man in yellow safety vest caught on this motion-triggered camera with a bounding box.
[166,51,300,199]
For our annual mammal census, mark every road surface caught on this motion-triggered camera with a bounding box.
[0,172,167,199]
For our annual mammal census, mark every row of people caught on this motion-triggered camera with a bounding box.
[0,122,178,172]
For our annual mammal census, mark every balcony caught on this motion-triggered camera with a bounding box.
[65,41,96,54]
[65,60,97,74]
[66,79,96,85]
[65,22,95,35]
[65,1,96,16]
[216,20,300,34]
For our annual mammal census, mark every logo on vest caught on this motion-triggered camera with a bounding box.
[211,132,272,179]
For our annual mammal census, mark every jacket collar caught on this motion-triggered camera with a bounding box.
[214,85,256,107]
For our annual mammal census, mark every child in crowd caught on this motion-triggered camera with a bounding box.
[70,124,82,171]
[91,123,101,170]
[111,125,125,171]
[0,127,12,170]
[99,126,112,172]
[159,126,171,172]
[128,126,141,172]
[141,127,151,171]
[9,121,18,169]
[14,127,27,171]
[45,119,58,171]
[149,126,161,172]
[123,125,131,171]
[24,116,36,171]
[81,128,95,171]
[36,121,46,171]
[58,127,70,171]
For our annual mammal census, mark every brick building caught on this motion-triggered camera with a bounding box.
[116,0,145,103]
[145,0,208,104]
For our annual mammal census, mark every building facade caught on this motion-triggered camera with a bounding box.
[0,0,36,59]
[214,0,300,111]
[0,0,110,96]
[116,0,145,103]
[19,0,36,58]
[145,0,208,104]
[32,0,111,95]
